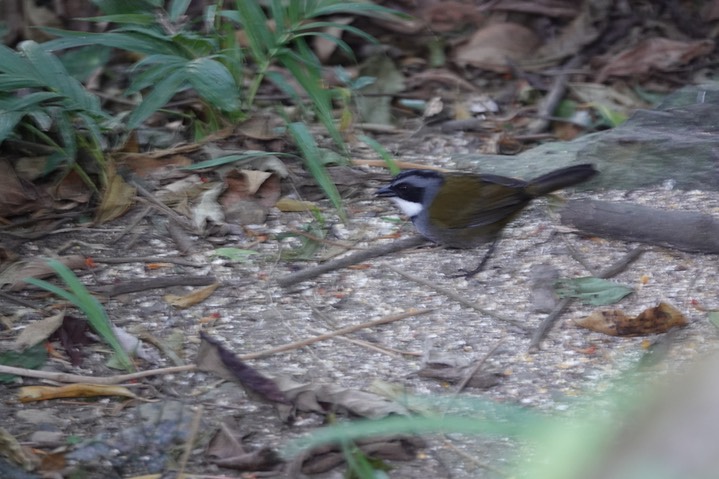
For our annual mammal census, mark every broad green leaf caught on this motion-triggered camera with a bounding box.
[555,277,634,306]
[20,42,99,113]
[43,30,181,56]
[0,344,47,383]
[126,69,187,129]
[0,111,24,144]
[168,0,192,22]
[185,58,240,111]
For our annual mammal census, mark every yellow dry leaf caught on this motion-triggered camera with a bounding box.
[18,384,138,403]
[164,283,220,309]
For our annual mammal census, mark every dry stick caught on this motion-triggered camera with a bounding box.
[175,405,203,478]
[454,338,506,395]
[528,246,646,352]
[131,180,196,231]
[310,328,422,358]
[384,264,529,330]
[112,205,152,244]
[93,256,205,267]
[527,55,584,134]
[92,275,218,297]
[0,309,433,384]
[276,236,429,287]
[240,308,433,359]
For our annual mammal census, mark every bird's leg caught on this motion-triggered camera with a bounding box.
[453,237,499,279]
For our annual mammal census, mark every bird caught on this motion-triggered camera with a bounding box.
[376,164,598,277]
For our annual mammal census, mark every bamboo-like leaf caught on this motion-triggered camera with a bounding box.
[168,0,191,22]
[185,58,241,111]
[234,0,273,62]
[126,69,187,129]
[20,42,101,114]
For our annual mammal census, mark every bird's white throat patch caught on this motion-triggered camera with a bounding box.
[391,197,423,218]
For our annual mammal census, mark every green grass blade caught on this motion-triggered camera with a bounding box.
[287,122,346,220]
[24,259,134,371]
[234,0,273,62]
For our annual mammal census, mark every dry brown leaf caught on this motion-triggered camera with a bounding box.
[1,255,87,291]
[95,161,136,224]
[597,38,715,82]
[235,114,284,140]
[575,302,687,336]
[118,153,192,178]
[18,384,138,403]
[453,22,540,72]
[0,158,42,216]
[164,283,220,308]
[13,312,64,350]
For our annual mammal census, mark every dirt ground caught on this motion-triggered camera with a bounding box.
[2,136,719,478]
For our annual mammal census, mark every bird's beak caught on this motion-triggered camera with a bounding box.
[375,186,396,198]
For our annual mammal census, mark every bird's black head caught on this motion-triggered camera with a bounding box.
[376,170,444,218]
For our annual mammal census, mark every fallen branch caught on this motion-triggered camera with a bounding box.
[276,236,429,287]
[560,199,719,253]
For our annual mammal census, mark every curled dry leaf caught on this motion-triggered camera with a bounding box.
[453,22,540,72]
[18,384,138,403]
[1,254,87,291]
[597,38,715,82]
[575,302,687,336]
[197,332,290,405]
[164,283,220,309]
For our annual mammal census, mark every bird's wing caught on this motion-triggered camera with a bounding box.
[429,175,530,229]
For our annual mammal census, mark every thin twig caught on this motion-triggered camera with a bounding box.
[454,339,506,395]
[176,405,203,477]
[384,265,528,330]
[276,236,429,287]
[528,246,646,351]
[112,205,152,244]
[92,256,205,267]
[91,275,218,297]
[240,308,434,359]
[528,55,584,134]
[310,328,422,358]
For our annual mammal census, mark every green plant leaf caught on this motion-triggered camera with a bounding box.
[211,247,259,261]
[126,69,187,129]
[185,57,241,111]
[183,151,291,170]
[19,41,102,113]
[24,259,135,371]
[358,134,399,174]
[168,0,192,22]
[288,122,346,220]
[234,0,274,62]
[555,277,634,305]
[0,344,48,383]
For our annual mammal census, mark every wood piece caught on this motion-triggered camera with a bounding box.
[276,236,429,287]
[560,198,719,253]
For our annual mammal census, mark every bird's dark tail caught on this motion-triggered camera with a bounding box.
[525,164,598,197]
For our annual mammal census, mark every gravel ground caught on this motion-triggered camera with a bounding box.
[2,143,718,478]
